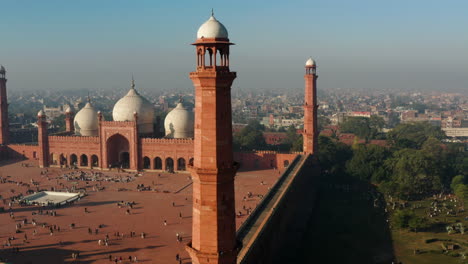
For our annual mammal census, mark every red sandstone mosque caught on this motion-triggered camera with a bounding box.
[0,14,318,264]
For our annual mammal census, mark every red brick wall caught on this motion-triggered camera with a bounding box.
[6,144,40,160]
[140,138,194,171]
[233,151,298,171]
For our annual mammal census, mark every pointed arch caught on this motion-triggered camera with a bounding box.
[143,156,150,169]
[154,157,162,170]
[166,157,174,172]
[177,158,186,171]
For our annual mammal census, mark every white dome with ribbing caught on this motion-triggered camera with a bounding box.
[197,15,228,39]
[164,101,194,139]
[305,58,316,67]
[112,81,154,134]
[74,102,98,137]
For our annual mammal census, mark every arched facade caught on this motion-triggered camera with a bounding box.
[106,133,130,169]
[177,158,186,171]
[91,155,99,167]
[166,157,174,172]
[70,154,78,166]
[154,157,162,170]
[80,154,88,167]
[143,156,150,169]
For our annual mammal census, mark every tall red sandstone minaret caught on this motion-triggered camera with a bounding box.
[0,65,9,145]
[186,12,238,264]
[37,110,49,168]
[65,106,74,133]
[303,58,318,154]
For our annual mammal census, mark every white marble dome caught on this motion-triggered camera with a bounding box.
[64,105,73,114]
[197,15,228,39]
[74,102,98,137]
[305,58,316,67]
[164,102,194,139]
[112,85,154,134]
[37,109,45,117]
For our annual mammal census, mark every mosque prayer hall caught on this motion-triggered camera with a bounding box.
[0,12,319,264]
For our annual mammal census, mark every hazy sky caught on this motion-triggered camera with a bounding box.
[1,0,467,93]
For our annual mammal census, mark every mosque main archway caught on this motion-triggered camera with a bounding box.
[106,134,130,169]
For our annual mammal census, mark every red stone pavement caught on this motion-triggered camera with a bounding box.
[0,160,281,264]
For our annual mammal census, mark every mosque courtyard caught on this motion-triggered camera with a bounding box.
[0,160,281,263]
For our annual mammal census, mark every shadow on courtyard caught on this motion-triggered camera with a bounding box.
[0,158,27,168]
[0,244,166,264]
[285,175,395,264]
[5,200,120,214]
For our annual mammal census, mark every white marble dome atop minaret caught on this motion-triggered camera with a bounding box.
[197,11,229,39]
[74,99,98,137]
[305,57,316,67]
[164,100,194,139]
[112,79,154,134]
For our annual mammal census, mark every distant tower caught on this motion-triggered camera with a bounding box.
[303,58,318,154]
[37,110,49,168]
[269,114,274,127]
[0,65,9,145]
[65,106,74,133]
[185,12,238,264]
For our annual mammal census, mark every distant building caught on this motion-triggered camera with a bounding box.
[443,128,468,138]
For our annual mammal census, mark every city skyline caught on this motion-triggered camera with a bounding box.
[1,0,467,92]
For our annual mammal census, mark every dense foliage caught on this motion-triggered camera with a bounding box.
[340,115,385,142]
[318,122,467,200]
[233,120,267,151]
[392,209,429,232]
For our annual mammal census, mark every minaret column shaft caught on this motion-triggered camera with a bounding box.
[303,70,318,154]
[0,75,9,145]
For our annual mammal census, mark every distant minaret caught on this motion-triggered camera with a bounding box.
[37,110,49,168]
[303,58,318,154]
[186,12,238,264]
[65,106,74,133]
[0,65,9,145]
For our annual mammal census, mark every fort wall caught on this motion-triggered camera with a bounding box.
[233,151,298,171]
[5,144,40,160]
[236,154,319,264]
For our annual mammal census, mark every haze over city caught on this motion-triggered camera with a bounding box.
[1,0,467,93]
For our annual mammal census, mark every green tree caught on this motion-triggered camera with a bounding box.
[317,136,352,177]
[340,115,384,142]
[51,114,66,131]
[451,175,465,192]
[346,144,390,183]
[233,120,266,151]
[408,215,429,232]
[285,125,303,152]
[392,209,414,229]
[317,115,331,132]
[340,117,371,141]
[369,115,385,139]
[385,148,442,200]
[387,122,445,149]
[455,184,468,203]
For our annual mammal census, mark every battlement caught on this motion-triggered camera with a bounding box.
[141,137,194,144]
[249,150,302,155]
[49,135,100,143]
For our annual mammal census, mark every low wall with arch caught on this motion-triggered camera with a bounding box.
[48,136,101,168]
[140,138,194,172]
[4,144,39,160]
[233,151,298,171]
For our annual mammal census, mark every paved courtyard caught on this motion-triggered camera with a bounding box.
[0,159,281,264]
